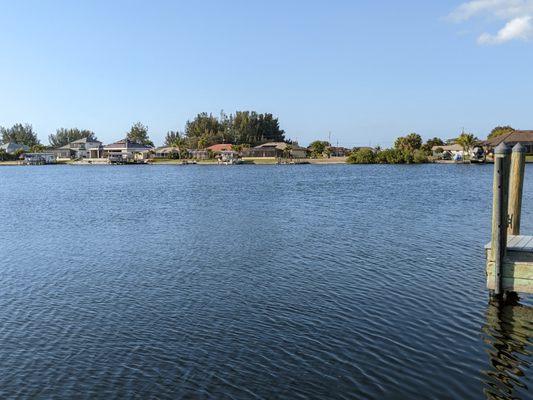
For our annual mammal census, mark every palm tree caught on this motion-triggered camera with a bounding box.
[170,137,188,160]
[456,133,477,161]
[283,144,293,160]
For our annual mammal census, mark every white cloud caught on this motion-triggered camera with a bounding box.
[477,15,533,43]
[449,0,533,44]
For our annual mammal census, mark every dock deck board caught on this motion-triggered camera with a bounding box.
[486,235,533,293]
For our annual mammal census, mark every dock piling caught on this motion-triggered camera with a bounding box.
[508,143,526,236]
[491,143,511,296]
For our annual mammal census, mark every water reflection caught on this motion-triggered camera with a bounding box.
[482,298,533,400]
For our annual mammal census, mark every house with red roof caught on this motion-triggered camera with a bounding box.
[206,144,234,153]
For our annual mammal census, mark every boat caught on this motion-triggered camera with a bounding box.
[470,146,486,164]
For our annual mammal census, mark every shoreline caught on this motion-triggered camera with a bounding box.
[4,157,533,167]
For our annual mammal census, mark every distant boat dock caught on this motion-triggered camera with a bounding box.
[486,143,533,297]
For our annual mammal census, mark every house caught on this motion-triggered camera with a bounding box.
[52,137,103,159]
[206,143,234,153]
[432,144,463,158]
[0,142,30,154]
[51,147,72,159]
[103,139,152,162]
[154,146,181,158]
[483,130,533,154]
[189,149,209,160]
[328,146,349,157]
[207,144,239,160]
[246,142,308,158]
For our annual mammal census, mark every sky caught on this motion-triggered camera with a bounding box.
[1,0,533,147]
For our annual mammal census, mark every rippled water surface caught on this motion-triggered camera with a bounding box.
[1,164,533,399]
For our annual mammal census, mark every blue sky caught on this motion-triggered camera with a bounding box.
[1,0,532,147]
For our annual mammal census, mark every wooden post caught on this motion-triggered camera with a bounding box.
[491,143,511,296]
[508,143,526,236]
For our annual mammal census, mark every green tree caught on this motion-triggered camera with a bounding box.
[347,148,375,164]
[375,148,407,164]
[48,128,97,147]
[394,133,422,152]
[197,135,209,149]
[31,144,48,153]
[456,132,477,158]
[183,111,286,147]
[0,149,9,161]
[185,113,223,142]
[421,137,444,154]
[164,130,183,146]
[127,122,154,147]
[413,149,428,163]
[401,149,415,164]
[488,125,514,139]
[283,144,293,159]
[309,141,330,158]
[254,113,285,144]
[0,123,40,147]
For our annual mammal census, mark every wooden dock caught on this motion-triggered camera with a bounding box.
[486,142,532,297]
[486,235,533,293]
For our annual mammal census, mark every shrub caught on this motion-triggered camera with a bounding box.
[413,149,428,163]
[347,148,375,164]
[402,150,414,164]
[375,148,404,164]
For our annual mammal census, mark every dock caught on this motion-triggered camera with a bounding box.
[485,142,532,297]
[485,235,533,293]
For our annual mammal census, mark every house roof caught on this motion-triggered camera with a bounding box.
[432,144,463,152]
[484,130,533,147]
[155,146,180,153]
[0,142,30,153]
[328,146,349,151]
[207,143,233,152]
[104,139,152,151]
[70,137,101,144]
[57,137,102,150]
[254,142,288,150]
[254,142,307,151]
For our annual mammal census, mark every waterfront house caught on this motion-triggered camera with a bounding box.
[432,144,463,159]
[154,146,181,158]
[51,146,72,159]
[246,142,307,158]
[207,143,238,159]
[207,143,234,153]
[103,139,152,162]
[189,149,209,160]
[483,130,533,154]
[328,146,349,157]
[206,143,242,163]
[52,137,103,159]
[0,142,30,154]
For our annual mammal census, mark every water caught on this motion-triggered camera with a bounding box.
[0,164,532,399]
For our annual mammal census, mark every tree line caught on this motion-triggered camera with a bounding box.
[0,111,286,150]
[346,132,481,164]
[164,111,285,149]
[0,121,515,162]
